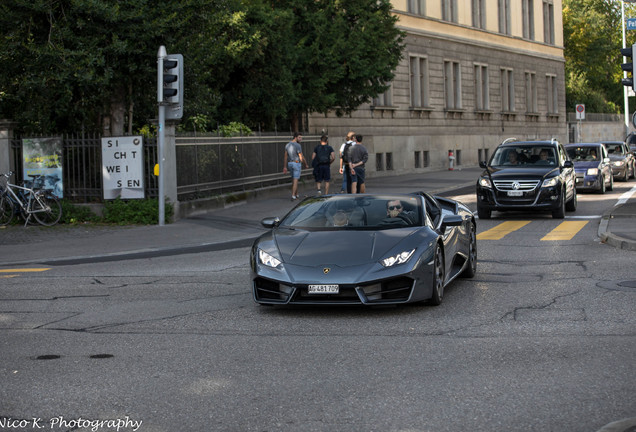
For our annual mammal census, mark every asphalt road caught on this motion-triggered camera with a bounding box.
[1,184,635,432]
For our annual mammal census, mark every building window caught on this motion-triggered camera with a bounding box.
[444,60,462,109]
[472,0,486,29]
[415,151,421,168]
[499,0,511,35]
[525,72,537,113]
[408,0,426,15]
[442,0,457,23]
[386,152,393,171]
[376,153,385,171]
[410,56,430,108]
[522,0,535,40]
[546,74,558,114]
[373,83,393,107]
[501,68,515,112]
[474,64,490,111]
[543,0,554,44]
[423,151,430,167]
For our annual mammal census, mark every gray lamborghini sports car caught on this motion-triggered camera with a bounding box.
[250,193,476,306]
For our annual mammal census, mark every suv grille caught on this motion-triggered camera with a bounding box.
[493,180,540,191]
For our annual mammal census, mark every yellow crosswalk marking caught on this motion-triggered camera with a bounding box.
[0,268,50,278]
[541,221,588,241]
[0,268,50,273]
[477,221,531,240]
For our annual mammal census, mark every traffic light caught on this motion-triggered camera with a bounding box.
[621,43,636,89]
[157,49,183,120]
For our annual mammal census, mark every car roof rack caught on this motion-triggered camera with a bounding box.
[502,137,517,145]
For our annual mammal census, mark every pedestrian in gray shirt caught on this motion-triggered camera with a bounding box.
[348,134,368,194]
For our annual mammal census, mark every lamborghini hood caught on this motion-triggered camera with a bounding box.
[273,228,421,267]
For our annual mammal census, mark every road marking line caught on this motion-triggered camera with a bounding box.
[616,184,636,206]
[477,221,531,240]
[541,221,589,241]
[0,268,50,273]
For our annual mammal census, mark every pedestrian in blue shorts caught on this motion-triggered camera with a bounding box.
[283,132,308,200]
[311,135,335,195]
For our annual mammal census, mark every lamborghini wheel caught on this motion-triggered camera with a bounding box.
[430,244,445,306]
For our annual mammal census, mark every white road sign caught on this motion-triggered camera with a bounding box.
[575,104,585,120]
[102,136,145,199]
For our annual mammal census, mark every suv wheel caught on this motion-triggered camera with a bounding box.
[566,187,577,212]
[477,206,491,219]
[552,191,566,219]
[599,176,606,194]
[608,174,614,191]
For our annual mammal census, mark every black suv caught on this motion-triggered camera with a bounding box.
[476,138,577,219]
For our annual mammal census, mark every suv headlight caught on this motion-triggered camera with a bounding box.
[258,249,282,268]
[586,168,599,176]
[612,161,624,167]
[542,177,558,188]
[478,177,492,188]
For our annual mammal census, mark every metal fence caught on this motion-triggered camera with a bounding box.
[9,133,317,203]
[11,134,158,202]
[175,135,320,201]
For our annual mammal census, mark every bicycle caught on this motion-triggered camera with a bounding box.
[0,171,62,227]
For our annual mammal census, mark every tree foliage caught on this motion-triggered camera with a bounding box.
[563,0,636,113]
[0,0,403,135]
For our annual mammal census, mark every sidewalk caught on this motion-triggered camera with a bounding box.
[1,166,635,266]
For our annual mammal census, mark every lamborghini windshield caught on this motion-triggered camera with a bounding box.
[280,195,423,229]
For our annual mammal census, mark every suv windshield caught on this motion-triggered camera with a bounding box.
[566,146,599,162]
[490,145,556,167]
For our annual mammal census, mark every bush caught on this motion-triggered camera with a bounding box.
[60,200,100,224]
[58,198,173,225]
[102,198,174,225]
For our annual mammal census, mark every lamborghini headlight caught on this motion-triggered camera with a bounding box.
[381,249,415,268]
[542,177,558,188]
[258,249,281,268]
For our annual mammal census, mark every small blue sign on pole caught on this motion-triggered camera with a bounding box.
[627,18,636,30]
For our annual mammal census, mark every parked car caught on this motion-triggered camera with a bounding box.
[251,193,476,306]
[601,141,636,181]
[565,143,613,194]
[476,138,577,219]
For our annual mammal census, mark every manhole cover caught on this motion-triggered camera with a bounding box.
[597,280,636,292]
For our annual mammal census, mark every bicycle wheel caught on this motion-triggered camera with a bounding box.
[0,194,15,226]
[31,193,62,226]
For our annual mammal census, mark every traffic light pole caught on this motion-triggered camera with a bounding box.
[157,46,167,226]
[623,1,630,132]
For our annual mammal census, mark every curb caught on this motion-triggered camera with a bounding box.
[598,203,636,251]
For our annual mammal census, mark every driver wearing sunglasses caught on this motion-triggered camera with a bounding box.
[383,199,417,226]
[386,200,406,218]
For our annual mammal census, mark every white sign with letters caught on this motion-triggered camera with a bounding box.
[101,136,145,199]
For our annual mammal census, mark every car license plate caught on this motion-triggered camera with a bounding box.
[507,191,523,197]
[308,284,339,294]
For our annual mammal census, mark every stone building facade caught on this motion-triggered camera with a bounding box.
[309,0,567,174]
